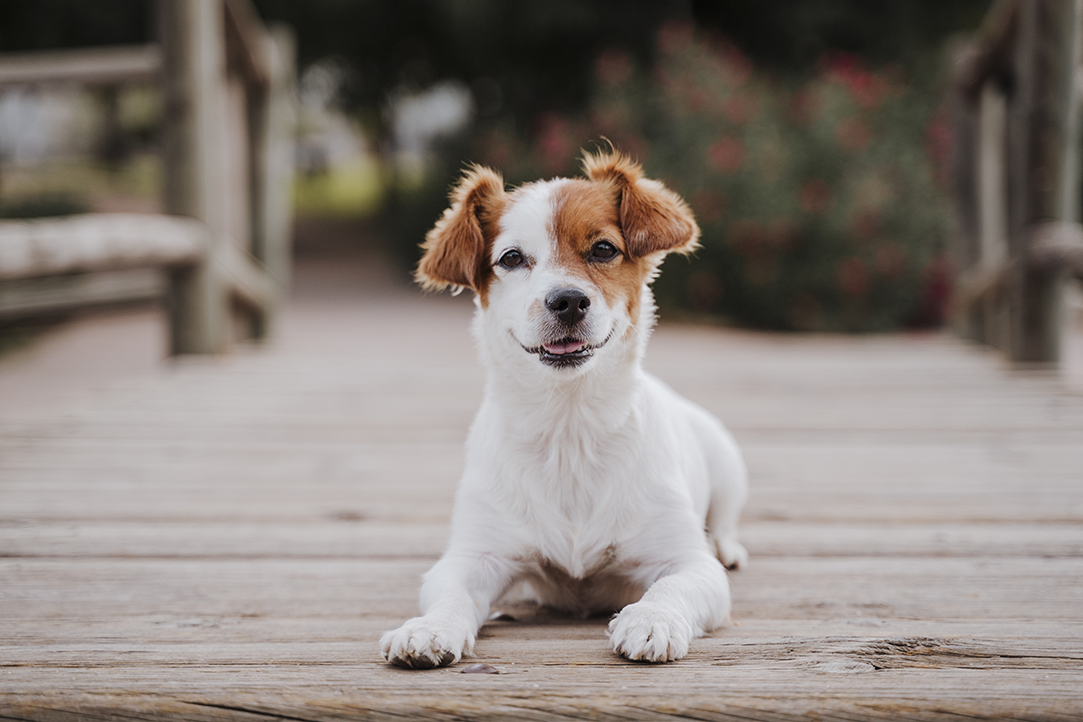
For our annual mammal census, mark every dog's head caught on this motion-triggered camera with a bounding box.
[417,149,699,375]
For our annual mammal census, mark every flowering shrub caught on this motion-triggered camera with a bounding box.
[455,22,950,332]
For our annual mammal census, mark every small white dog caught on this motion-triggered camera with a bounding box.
[381,149,748,668]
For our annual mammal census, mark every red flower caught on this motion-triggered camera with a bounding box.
[820,51,888,108]
[709,137,744,173]
[799,179,832,214]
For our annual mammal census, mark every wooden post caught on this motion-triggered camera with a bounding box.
[248,25,295,339]
[159,0,229,354]
[949,43,985,344]
[1005,0,1081,364]
[977,80,1011,351]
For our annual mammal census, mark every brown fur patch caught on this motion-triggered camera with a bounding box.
[548,180,656,323]
[416,165,507,304]
[581,150,700,258]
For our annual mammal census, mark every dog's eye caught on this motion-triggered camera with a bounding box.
[498,249,525,269]
[588,240,620,262]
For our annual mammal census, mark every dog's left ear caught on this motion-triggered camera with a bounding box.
[416,165,507,293]
[582,150,700,259]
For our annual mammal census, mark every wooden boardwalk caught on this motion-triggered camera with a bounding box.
[2,253,1083,720]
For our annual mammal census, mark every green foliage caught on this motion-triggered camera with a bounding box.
[447,24,952,332]
[0,193,87,219]
[250,0,989,146]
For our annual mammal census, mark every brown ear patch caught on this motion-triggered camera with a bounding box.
[582,150,700,259]
[415,165,507,293]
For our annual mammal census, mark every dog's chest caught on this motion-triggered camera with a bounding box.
[505,428,648,579]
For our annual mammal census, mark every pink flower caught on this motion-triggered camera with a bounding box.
[820,51,888,109]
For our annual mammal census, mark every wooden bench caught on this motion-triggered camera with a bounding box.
[0,0,295,354]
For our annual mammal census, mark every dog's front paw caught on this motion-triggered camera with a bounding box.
[380,616,474,669]
[608,602,694,663]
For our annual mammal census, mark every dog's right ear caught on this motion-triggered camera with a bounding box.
[416,165,507,293]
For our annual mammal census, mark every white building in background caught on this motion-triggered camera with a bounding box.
[296,60,473,178]
[0,86,99,165]
[387,79,473,173]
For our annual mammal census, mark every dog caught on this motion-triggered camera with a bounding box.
[380,149,748,668]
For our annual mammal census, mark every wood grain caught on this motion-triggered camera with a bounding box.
[1,283,1082,720]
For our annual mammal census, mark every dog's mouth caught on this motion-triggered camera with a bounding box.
[519,332,612,368]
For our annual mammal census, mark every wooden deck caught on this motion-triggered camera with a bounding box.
[2,252,1083,721]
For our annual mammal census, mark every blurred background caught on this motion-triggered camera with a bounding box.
[0,0,998,346]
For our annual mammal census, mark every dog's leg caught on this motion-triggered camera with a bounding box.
[380,552,515,669]
[608,551,730,663]
[705,426,749,570]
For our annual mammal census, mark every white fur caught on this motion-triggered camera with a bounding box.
[381,178,748,668]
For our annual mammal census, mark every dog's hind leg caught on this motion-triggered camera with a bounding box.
[704,425,749,570]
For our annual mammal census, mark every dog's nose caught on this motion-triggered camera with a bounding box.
[545,287,591,326]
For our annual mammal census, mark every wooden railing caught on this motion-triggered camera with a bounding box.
[0,0,295,354]
[951,0,1083,365]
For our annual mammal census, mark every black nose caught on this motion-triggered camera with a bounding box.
[545,287,591,326]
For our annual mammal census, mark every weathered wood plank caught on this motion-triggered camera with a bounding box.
[0,214,207,281]
[3,520,1080,560]
[0,44,160,87]
[0,268,165,319]
[2,273,1083,719]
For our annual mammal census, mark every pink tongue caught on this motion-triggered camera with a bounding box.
[544,340,586,355]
